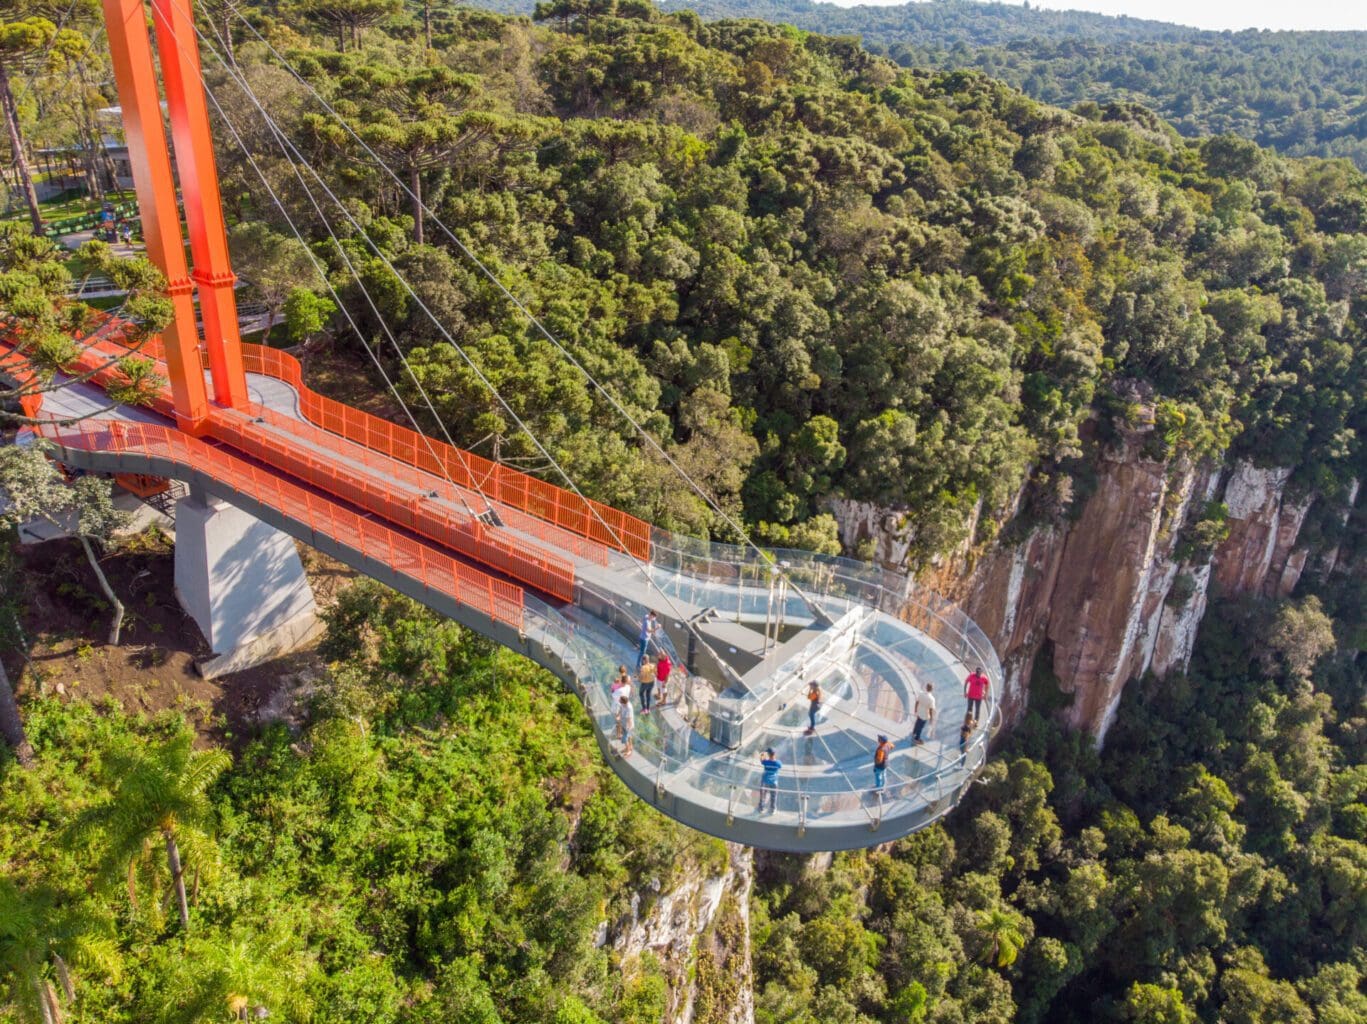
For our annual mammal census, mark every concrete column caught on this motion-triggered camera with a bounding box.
[174,493,321,678]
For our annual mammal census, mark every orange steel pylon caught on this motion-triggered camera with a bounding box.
[102,0,248,426]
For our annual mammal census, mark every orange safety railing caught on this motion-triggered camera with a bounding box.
[76,321,639,565]
[237,394,612,567]
[234,343,652,562]
[34,418,526,628]
[0,347,44,420]
[206,408,577,603]
[10,317,640,600]
[15,323,578,601]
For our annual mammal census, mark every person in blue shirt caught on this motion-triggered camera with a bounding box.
[637,609,659,666]
[757,748,781,814]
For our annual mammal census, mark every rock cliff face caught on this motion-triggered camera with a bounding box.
[828,424,1351,744]
[609,843,754,1024]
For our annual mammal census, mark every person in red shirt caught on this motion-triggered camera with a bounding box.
[964,667,989,722]
[656,653,673,705]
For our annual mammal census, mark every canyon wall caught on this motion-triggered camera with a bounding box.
[828,420,1350,744]
[608,842,755,1024]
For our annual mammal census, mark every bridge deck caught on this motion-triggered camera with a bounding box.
[7,334,1002,851]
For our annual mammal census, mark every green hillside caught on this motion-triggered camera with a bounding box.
[2,3,1365,1022]
[606,0,1367,168]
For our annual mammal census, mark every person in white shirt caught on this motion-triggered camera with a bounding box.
[617,694,635,756]
[912,682,936,744]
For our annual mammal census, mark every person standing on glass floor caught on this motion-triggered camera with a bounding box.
[964,666,989,723]
[758,748,781,814]
[637,610,659,667]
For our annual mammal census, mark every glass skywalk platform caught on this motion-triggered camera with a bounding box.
[526,535,1001,852]
[26,370,1001,853]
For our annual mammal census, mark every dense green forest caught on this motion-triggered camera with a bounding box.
[3,561,1364,1022]
[497,0,1367,169]
[748,592,1366,1024]
[201,2,1366,563]
[6,1,1366,560]
[2,1,1366,1022]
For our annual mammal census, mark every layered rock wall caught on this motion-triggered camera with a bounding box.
[829,432,1343,743]
[610,843,754,1024]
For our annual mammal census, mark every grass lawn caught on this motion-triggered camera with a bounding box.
[0,190,137,227]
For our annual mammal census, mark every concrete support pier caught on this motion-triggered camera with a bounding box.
[173,488,321,678]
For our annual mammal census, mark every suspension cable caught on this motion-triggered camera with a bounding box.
[148,0,507,526]
[175,8,753,686]
[225,7,834,619]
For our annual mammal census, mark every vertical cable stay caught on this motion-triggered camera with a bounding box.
[145,0,500,527]
[160,3,750,684]
[222,6,835,621]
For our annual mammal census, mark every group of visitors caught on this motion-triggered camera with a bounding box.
[757,665,992,812]
[617,608,995,818]
[615,610,684,757]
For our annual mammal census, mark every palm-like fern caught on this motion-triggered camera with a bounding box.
[73,731,230,934]
[975,905,1027,968]
[142,924,318,1024]
[0,879,119,1024]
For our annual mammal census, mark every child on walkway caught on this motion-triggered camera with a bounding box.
[873,735,893,792]
[611,664,631,718]
[958,713,975,767]
[617,695,635,757]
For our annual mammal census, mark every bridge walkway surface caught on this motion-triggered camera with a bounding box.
[3,325,1002,851]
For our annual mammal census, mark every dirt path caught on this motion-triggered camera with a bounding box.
[5,528,357,746]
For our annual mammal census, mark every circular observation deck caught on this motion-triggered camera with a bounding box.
[529,537,1002,853]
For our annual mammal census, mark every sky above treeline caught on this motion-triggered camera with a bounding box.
[822,0,1365,32]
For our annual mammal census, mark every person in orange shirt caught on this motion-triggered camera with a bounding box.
[872,735,893,791]
[805,681,822,734]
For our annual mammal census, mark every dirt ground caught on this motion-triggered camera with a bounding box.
[5,527,358,746]
[4,344,386,745]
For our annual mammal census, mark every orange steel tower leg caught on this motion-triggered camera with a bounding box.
[101,0,208,431]
[151,0,249,409]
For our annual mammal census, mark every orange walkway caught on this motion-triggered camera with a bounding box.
[1,316,657,608]
[6,314,660,605]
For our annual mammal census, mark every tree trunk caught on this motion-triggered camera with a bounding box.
[222,7,237,68]
[53,953,74,1003]
[78,536,124,646]
[81,144,101,201]
[411,165,424,245]
[423,0,433,49]
[36,979,56,1024]
[0,58,43,235]
[0,658,35,767]
[338,23,346,52]
[75,65,105,202]
[164,832,190,933]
